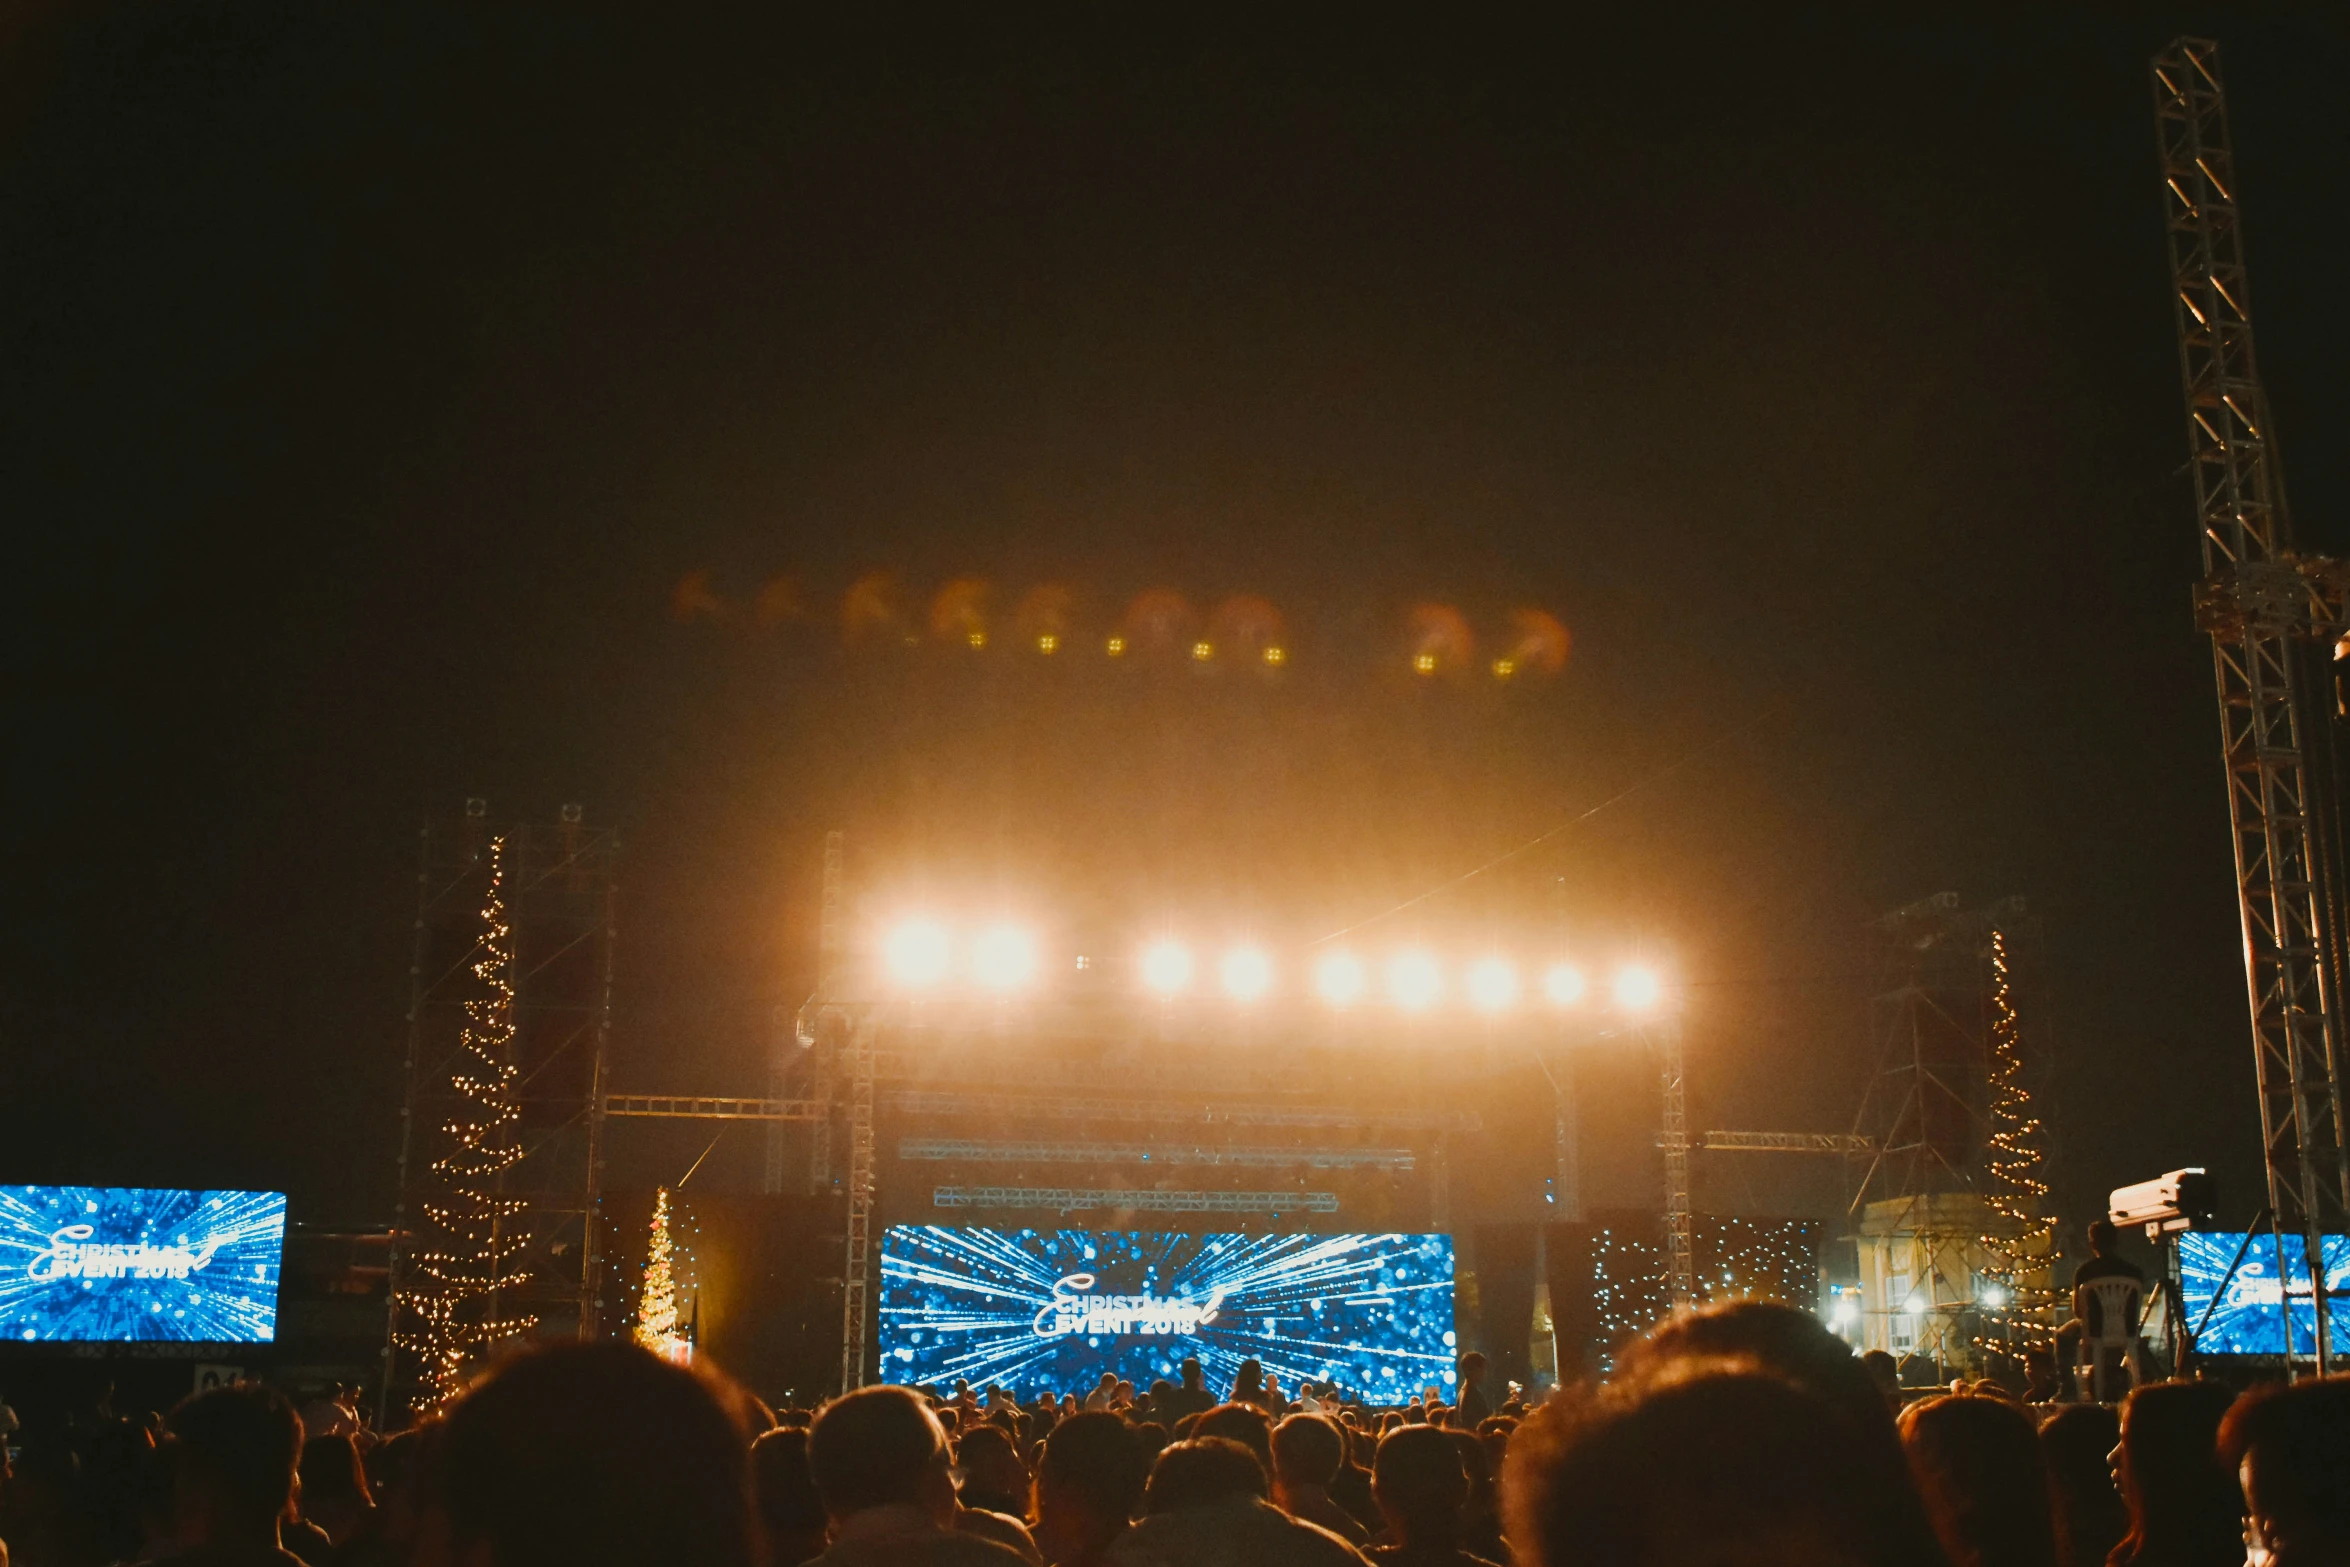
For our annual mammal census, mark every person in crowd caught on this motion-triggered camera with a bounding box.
[1143,1382,1175,1422]
[1361,1425,1495,1567]
[1229,1362,1268,1412]
[295,1434,373,1548]
[1503,1364,1933,1567]
[1157,1361,1214,1425]
[752,1427,831,1567]
[1084,1375,1120,1413]
[956,1424,1035,1523]
[1106,1436,1365,1565]
[1193,1405,1275,1477]
[1270,1415,1368,1547]
[1129,1423,1170,1468]
[2021,1350,2061,1406]
[153,1384,306,1567]
[805,1384,1032,1566]
[1897,1394,2056,1567]
[2219,1375,2350,1567]
[1443,1430,1505,1563]
[2106,1381,2239,1567]
[1452,1356,1492,1430]
[2,1437,89,1567]
[1861,1350,1904,1416]
[430,1341,755,1567]
[2058,1221,2148,1394]
[335,1428,425,1567]
[2037,1405,2125,1567]
[80,1417,164,1566]
[1472,1416,1514,1481]
[1031,1413,1146,1567]
[1330,1422,1378,1537]
[1616,1299,1948,1567]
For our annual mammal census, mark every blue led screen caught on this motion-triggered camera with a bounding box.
[879,1227,1455,1398]
[2178,1230,2349,1356]
[0,1187,287,1343]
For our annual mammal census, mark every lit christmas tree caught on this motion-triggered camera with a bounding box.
[634,1187,688,1362]
[1977,928,2056,1354]
[395,837,536,1412]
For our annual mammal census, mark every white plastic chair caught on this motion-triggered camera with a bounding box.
[2075,1275,2143,1403]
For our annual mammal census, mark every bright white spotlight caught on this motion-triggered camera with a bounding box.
[1979,1283,2008,1308]
[1140,940,1193,996]
[970,924,1038,990]
[1386,949,1442,1010]
[1613,964,1665,1012]
[1220,946,1274,1002]
[1903,1293,1926,1315]
[884,919,952,988]
[1314,951,1368,1007]
[1542,963,1586,1006]
[1465,957,1518,1014]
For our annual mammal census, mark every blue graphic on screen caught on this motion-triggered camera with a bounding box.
[0,1187,287,1343]
[879,1227,1455,1398]
[2179,1230,2349,1356]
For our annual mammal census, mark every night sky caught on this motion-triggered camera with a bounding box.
[6,7,2349,1244]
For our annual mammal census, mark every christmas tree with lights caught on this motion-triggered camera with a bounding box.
[1976,928,2057,1353]
[395,837,536,1412]
[634,1187,688,1362]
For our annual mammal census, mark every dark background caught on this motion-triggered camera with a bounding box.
[6,6,2348,1247]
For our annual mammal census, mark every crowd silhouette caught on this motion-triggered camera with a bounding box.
[2,1303,2344,1567]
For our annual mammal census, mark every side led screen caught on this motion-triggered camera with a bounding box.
[2178,1230,2349,1356]
[879,1227,1455,1398]
[0,1187,287,1343]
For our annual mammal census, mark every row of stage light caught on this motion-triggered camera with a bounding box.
[879,919,1669,1014]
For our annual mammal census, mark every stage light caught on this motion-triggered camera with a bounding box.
[1262,646,1286,666]
[1465,957,1518,1013]
[1386,949,1441,1010]
[1979,1283,2008,1308]
[1903,1293,1926,1315]
[884,920,953,988]
[1613,964,1664,1012]
[1038,634,1058,654]
[1413,653,1437,675]
[1106,636,1126,656]
[1220,946,1274,1002]
[1542,963,1586,1006]
[971,925,1038,990]
[966,630,986,649]
[1192,641,1214,661]
[1314,951,1368,1006]
[1492,658,1516,679]
[1140,940,1192,996]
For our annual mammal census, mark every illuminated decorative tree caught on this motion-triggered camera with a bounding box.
[1976,928,2057,1353]
[395,837,535,1411]
[634,1187,688,1362]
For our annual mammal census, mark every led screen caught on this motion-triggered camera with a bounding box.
[0,1187,287,1343]
[2179,1230,2349,1356]
[879,1227,1454,1398]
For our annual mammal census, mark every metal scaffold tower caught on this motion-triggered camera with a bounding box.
[384,801,617,1410]
[2154,38,2349,1372]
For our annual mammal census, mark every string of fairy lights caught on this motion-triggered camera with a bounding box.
[1974,928,2056,1354]
[633,1187,688,1362]
[1579,1218,1823,1364]
[393,837,537,1412]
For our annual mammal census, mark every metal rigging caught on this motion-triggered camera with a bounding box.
[2153,37,2350,1372]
